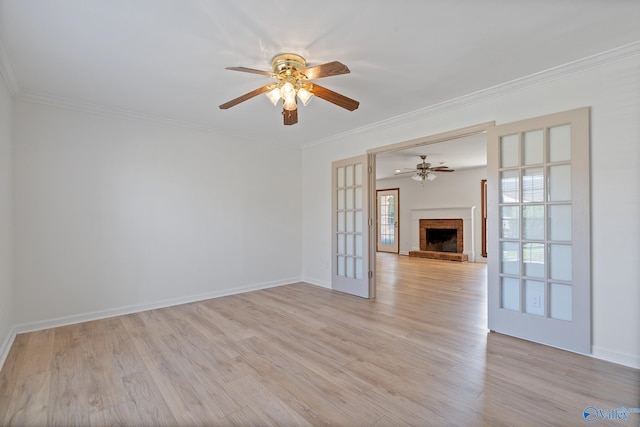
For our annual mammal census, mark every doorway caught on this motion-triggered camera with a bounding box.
[376,189,399,253]
[371,123,492,261]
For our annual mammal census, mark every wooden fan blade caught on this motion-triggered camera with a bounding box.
[311,84,359,111]
[433,169,455,172]
[283,108,298,126]
[394,171,418,175]
[225,66,274,77]
[219,85,271,110]
[303,61,350,80]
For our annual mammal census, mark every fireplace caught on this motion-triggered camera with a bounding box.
[410,218,468,261]
[425,228,458,253]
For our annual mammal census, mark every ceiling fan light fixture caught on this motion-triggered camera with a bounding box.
[412,174,424,182]
[220,53,359,125]
[427,172,437,181]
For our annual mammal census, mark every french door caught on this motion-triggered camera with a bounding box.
[377,189,399,253]
[487,107,591,354]
[331,155,374,298]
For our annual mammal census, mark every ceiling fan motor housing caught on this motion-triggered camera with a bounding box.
[272,53,307,76]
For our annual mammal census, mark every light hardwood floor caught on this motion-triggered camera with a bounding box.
[1,253,639,426]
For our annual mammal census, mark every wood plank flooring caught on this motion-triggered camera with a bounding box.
[1,253,639,426]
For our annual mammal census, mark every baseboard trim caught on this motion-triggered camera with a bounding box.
[592,345,640,370]
[0,327,17,373]
[300,276,331,289]
[13,277,299,335]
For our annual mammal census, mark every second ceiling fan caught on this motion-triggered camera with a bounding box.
[219,53,359,125]
[395,155,455,182]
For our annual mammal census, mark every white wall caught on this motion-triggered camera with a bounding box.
[301,56,640,368]
[0,68,14,361]
[377,167,487,260]
[12,101,302,327]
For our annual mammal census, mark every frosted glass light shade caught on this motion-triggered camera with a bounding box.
[297,87,313,105]
[283,94,297,111]
[265,87,281,106]
[281,82,297,110]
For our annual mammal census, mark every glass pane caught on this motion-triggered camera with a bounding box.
[337,167,345,188]
[500,134,519,168]
[550,283,572,321]
[355,187,363,209]
[346,234,355,256]
[337,189,345,210]
[548,125,571,162]
[354,163,362,186]
[500,206,520,239]
[346,212,354,232]
[355,235,363,257]
[548,164,571,202]
[344,257,355,279]
[337,212,345,232]
[523,205,545,240]
[525,280,545,316]
[523,167,544,203]
[355,211,363,233]
[550,244,572,281]
[500,170,520,203]
[337,256,345,276]
[346,188,354,209]
[355,258,363,280]
[549,205,572,241]
[345,165,354,186]
[501,277,520,311]
[523,243,545,278]
[523,129,544,165]
[500,241,520,275]
[337,234,345,254]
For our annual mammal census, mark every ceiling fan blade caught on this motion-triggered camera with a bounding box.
[394,170,418,175]
[225,66,274,77]
[303,61,350,80]
[433,169,455,172]
[283,108,298,126]
[219,85,271,110]
[311,83,359,111]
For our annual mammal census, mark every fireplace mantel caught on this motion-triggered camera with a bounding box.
[410,207,476,261]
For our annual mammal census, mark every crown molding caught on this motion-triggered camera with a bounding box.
[5,37,640,150]
[0,24,20,98]
[301,40,640,150]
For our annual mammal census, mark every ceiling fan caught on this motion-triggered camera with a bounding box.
[219,53,359,126]
[394,155,455,182]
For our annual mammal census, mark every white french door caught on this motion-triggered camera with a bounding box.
[377,189,399,253]
[487,107,591,354]
[332,155,374,298]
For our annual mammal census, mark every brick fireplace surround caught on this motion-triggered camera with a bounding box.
[410,218,469,262]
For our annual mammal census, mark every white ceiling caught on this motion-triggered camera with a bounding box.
[1,1,640,150]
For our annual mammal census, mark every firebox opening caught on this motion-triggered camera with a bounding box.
[425,228,458,253]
